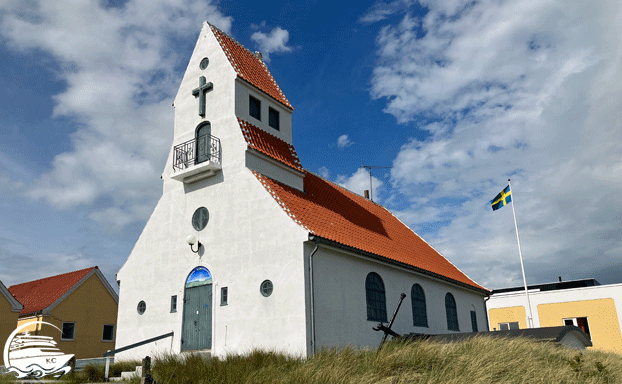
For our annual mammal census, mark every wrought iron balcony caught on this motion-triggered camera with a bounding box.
[172,134,222,182]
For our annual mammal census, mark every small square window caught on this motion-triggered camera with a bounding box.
[171,295,177,313]
[102,325,115,342]
[269,107,280,130]
[249,96,261,120]
[498,321,519,331]
[221,287,228,306]
[61,322,75,340]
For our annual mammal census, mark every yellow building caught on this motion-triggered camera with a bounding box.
[8,267,118,359]
[0,280,23,360]
[487,279,622,354]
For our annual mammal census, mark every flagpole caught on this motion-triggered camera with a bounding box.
[508,178,534,328]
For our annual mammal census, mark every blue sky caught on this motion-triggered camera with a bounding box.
[1,0,621,292]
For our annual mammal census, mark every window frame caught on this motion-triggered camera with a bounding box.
[470,310,478,332]
[249,95,261,121]
[365,272,388,322]
[61,322,75,341]
[221,287,228,306]
[498,321,520,331]
[411,283,428,327]
[564,317,591,339]
[171,295,177,313]
[445,292,459,331]
[102,324,115,342]
[268,107,280,130]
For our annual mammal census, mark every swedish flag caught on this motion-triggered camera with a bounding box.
[490,185,511,211]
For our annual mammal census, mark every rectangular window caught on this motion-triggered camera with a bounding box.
[221,287,228,306]
[102,325,115,342]
[171,295,177,313]
[498,321,520,331]
[61,322,75,340]
[249,95,261,120]
[268,107,280,130]
[564,317,591,339]
[470,310,478,332]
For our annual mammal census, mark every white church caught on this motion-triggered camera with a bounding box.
[115,21,490,360]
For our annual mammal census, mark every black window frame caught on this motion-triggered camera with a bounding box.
[411,283,428,327]
[445,293,459,331]
[268,107,280,130]
[61,322,75,341]
[365,272,387,322]
[221,287,228,306]
[249,95,261,121]
[102,324,115,342]
[470,310,478,332]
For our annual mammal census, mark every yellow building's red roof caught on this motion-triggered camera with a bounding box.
[8,267,96,315]
[211,24,293,109]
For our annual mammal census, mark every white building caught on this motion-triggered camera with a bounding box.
[115,21,489,360]
[486,278,622,354]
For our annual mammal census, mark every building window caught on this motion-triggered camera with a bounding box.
[192,207,209,231]
[221,287,228,305]
[171,295,177,313]
[498,321,520,330]
[195,122,211,164]
[260,280,273,297]
[470,310,478,332]
[268,107,280,130]
[365,272,387,322]
[249,95,261,120]
[411,284,428,327]
[102,325,115,342]
[445,293,459,331]
[564,317,591,339]
[137,300,146,315]
[61,322,75,340]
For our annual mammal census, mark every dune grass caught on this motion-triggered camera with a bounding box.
[2,337,622,383]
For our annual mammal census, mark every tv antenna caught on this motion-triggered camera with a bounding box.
[362,165,392,202]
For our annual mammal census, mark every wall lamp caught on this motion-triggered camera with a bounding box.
[186,235,202,253]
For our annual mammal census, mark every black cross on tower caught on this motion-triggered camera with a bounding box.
[192,76,213,117]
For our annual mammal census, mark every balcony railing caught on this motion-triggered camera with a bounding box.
[173,134,221,172]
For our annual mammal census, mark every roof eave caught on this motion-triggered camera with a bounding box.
[310,235,491,295]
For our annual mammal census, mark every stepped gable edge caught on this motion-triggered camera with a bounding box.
[209,23,293,109]
[239,118,303,171]
[252,171,488,293]
[8,267,96,315]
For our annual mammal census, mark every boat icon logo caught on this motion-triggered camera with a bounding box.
[2,321,74,379]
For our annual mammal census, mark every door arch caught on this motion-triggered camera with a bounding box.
[181,266,213,351]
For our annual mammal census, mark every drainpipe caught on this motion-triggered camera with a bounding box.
[308,234,320,356]
[484,295,492,331]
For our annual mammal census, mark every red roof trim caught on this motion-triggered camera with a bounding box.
[238,118,303,171]
[209,24,293,109]
[252,171,488,292]
[8,267,97,315]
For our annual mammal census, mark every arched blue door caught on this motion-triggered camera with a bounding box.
[181,267,212,351]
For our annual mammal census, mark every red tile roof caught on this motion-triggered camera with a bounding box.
[210,24,293,109]
[253,171,488,292]
[8,267,96,315]
[238,118,303,171]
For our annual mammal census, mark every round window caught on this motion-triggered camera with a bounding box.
[137,301,146,315]
[192,207,209,231]
[260,280,273,297]
[199,57,209,70]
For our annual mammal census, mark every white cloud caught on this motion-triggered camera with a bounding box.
[337,134,353,148]
[335,168,384,199]
[369,0,622,287]
[318,166,331,179]
[0,0,231,224]
[359,0,415,24]
[250,24,293,62]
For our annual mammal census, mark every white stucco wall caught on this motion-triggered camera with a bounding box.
[115,22,309,360]
[308,243,488,353]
